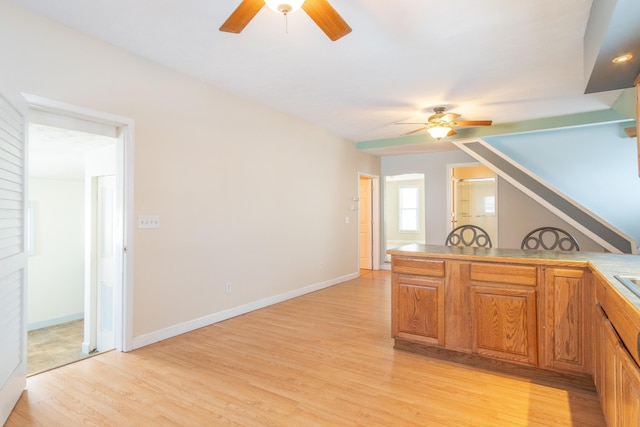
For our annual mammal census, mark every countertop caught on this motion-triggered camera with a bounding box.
[388,244,640,311]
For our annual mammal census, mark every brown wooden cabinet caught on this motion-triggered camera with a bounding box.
[542,267,592,375]
[469,263,538,365]
[391,257,445,345]
[392,257,540,366]
[391,255,599,374]
[593,273,640,426]
[389,246,640,427]
[595,308,640,426]
[617,338,640,425]
[595,305,620,425]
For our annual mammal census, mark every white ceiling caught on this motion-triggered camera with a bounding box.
[9,0,635,149]
[29,124,116,180]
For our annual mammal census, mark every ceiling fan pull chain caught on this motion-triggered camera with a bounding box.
[284,13,289,34]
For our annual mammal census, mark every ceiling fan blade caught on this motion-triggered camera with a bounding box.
[403,127,427,136]
[452,120,493,126]
[302,0,352,41]
[447,129,458,136]
[439,113,460,123]
[219,0,264,34]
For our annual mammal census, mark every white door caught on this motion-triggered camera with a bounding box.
[0,94,27,424]
[97,175,116,351]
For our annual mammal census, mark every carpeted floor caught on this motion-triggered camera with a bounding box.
[27,319,99,376]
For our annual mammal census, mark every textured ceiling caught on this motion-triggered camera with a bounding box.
[29,124,116,180]
[10,0,640,154]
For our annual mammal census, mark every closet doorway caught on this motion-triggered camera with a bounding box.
[26,110,122,375]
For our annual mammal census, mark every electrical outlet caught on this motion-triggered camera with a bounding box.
[225,282,232,294]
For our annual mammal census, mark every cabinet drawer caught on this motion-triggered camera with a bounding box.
[392,257,445,277]
[470,262,537,286]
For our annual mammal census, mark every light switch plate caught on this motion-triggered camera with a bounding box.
[138,215,160,229]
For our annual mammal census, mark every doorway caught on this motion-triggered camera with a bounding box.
[359,176,373,270]
[358,174,380,271]
[450,164,497,243]
[26,106,125,374]
[384,173,425,263]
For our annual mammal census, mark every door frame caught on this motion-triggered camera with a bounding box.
[447,161,499,244]
[24,94,134,352]
[358,173,380,270]
[95,174,117,352]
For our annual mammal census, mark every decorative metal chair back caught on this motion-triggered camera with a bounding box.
[445,225,492,248]
[520,227,580,251]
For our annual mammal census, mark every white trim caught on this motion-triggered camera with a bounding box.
[22,93,135,352]
[132,272,359,350]
[22,94,131,128]
[122,122,135,352]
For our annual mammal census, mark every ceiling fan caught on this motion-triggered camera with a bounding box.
[395,107,493,140]
[219,0,352,41]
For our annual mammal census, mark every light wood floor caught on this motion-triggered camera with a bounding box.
[7,270,605,426]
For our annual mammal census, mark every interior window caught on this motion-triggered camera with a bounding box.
[399,186,419,232]
[384,173,425,262]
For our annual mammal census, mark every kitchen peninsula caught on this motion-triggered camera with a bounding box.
[389,244,640,425]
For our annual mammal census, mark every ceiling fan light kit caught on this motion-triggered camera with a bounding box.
[427,125,453,141]
[395,107,493,140]
[264,0,304,14]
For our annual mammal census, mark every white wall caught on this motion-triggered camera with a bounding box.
[0,1,380,342]
[27,179,85,329]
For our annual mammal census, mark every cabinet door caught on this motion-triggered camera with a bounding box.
[597,312,620,426]
[393,274,445,345]
[617,341,640,426]
[470,285,538,365]
[543,268,591,375]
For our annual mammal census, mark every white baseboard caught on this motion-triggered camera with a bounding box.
[28,312,84,331]
[131,272,360,350]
